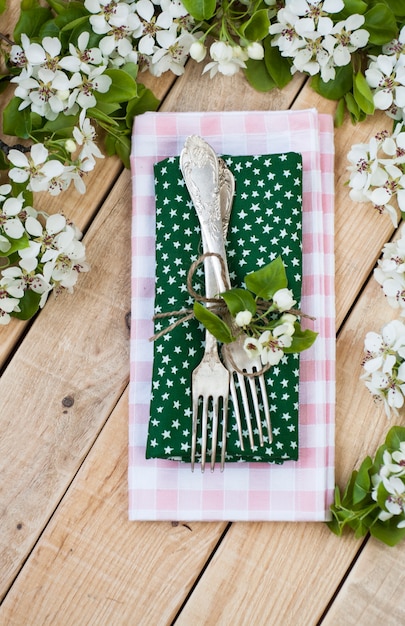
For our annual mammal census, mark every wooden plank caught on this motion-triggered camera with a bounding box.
[292,86,396,329]
[322,538,405,625]
[167,93,403,624]
[167,245,399,626]
[0,171,133,600]
[160,58,307,111]
[0,389,228,625]
[0,2,173,370]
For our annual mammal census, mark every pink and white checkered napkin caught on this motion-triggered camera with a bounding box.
[128,109,335,522]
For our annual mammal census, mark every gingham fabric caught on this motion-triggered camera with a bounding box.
[129,109,335,521]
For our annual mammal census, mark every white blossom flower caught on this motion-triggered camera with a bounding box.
[8,144,65,193]
[135,0,174,55]
[9,33,46,75]
[378,476,405,521]
[322,14,369,67]
[68,65,112,110]
[361,319,405,418]
[269,0,352,82]
[243,336,262,360]
[59,31,104,73]
[258,328,291,366]
[374,228,405,314]
[73,110,104,163]
[150,32,196,76]
[0,195,25,240]
[347,128,405,226]
[203,41,247,78]
[0,288,21,324]
[366,53,405,120]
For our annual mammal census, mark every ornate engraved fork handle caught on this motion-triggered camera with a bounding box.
[180,136,230,293]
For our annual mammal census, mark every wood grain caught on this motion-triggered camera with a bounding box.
[322,538,405,625]
[0,389,228,625]
[2,3,405,624]
[0,171,132,600]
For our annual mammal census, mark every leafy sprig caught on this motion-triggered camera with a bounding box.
[329,425,405,546]
[193,256,317,366]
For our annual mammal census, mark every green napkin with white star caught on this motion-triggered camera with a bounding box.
[147,152,303,463]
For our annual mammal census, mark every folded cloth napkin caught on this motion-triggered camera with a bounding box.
[148,152,303,463]
[129,109,335,522]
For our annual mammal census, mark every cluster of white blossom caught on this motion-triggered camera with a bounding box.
[7,113,102,197]
[85,0,198,76]
[366,26,405,121]
[371,442,405,529]
[8,32,106,195]
[190,39,265,78]
[10,32,112,119]
[241,286,297,366]
[347,124,405,227]
[374,226,405,315]
[269,0,369,83]
[0,184,89,324]
[361,319,405,419]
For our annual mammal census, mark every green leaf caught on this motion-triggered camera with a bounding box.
[370,517,405,546]
[0,232,30,257]
[98,69,138,103]
[335,0,367,17]
[0,0,7,14]
[344,91,362,123]
[335,98,346,127]
[220,288,257,317]
[193,301,234,343]
[352,456,373,506]
[283,323,318,353]
[245,256,287,299]
[244,58,276,93]
[53,2,89,29]
[104,132,131,168]
[114,135,131,169]
[363,4,398,45]
[88,101,121,119]
[311,64,353,101]
[386,0,405,17]
[385,425,405,450]
[13,6,53,42]
[240,9,270,41]
[180,0,216,20]
[45,0,71,13]
[2,98,31,139]
[31,114,78,139]
[264,39,293,89]
[11,289,42,320]
[125,86,160,127]
[353,71,375,115]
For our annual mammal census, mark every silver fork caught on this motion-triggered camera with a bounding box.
[222,335,272,449]
[181,136,272,463]
[180,139,232,472]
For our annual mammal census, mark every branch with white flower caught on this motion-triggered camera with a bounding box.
[347,123,405,227]
[329,425,405,546]
[0,184,89,324]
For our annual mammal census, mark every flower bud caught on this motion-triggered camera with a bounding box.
[235,310,253,327]
[247,42,264,60]
[273,288,296,312]
[189,41,207,63]
[65,139,77,153]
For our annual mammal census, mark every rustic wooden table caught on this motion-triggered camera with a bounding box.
[1,3,405,625]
